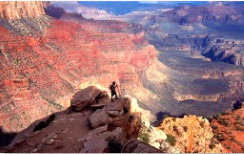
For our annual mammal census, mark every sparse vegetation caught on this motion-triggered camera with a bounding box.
[209,143,216,149]
[236,115,240,120]
[173,125,181,136]
[230,135,235,141]
[139,131,150,144]
[61,78,74,92]
[217,118,228,126]
[183,126,188,132]
[211,125,218,130]
[138,123,150,144]
[45,97,63,109]
[46,64,54,70]
[28,78,36,87]
[209,138,218,149]
[235,125,244,131]
[215,133,225,141]
[166,134,176,146]
[195,141,199,146]
[214,114,220,119]
[12,58,21,66]
[173,126,178,132]
[200,121,205,128]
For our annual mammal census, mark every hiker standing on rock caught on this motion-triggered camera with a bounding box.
[110,81,119,102]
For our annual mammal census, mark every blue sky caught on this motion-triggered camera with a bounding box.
[139,1,158,3]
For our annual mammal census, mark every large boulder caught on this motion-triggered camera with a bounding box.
[88,98,131,129]
[88,97,141,140]
[80,127,126,153]
[122,139,163,153]
[71,86,110,111]
[88,108,111,128]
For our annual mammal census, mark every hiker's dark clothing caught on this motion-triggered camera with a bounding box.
[110,84,118,101]
[111,90,118,99]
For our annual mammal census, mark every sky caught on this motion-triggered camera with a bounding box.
[139,1,158,3]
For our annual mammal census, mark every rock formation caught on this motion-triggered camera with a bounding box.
[158,115,226,153]
[201,36,244,66]
[210,105,244,153]
[122,139,163,153]
[0,1,163,132]
[0,85,167,153]
[49,1,115,20]
[0,1,45,20]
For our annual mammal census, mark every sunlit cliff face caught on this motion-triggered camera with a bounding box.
[0,1,168,132]
[0,1,45,20]
[158,115,226,153]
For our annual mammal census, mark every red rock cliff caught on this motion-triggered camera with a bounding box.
[0,2,158,132]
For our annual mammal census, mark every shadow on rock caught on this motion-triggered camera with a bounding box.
[0,127,17,149]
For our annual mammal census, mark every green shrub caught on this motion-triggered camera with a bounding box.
[138,132,150,144]
[166,134,176,146]
[212,125,218,130]
[209,143,215,149]
[215,133,225,141]
[200,121,205,128]
[138,123,150,144]
[183,126,188,132]
[236,115,240,120]
[209,138,218,149]
[218,118,228,126]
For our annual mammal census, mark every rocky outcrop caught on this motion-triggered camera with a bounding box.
[0,2,45,20]
[201,36,244,66]
[70,86,110,111]
[122,139,163,153]
[49,1,115,20]
[138,120,180,153]
[158,115,226,153]
[210,105,244,153]
[1,86,159,153]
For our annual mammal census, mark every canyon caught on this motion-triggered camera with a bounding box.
[0,85,228,153]
[0,1,244,153]
[0,1,163,133]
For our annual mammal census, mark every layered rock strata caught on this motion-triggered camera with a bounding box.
[0,2,45,20]
[0,1,161,132]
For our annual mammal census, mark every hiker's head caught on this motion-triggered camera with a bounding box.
[112,81,116,85]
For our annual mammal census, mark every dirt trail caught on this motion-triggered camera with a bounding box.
[186,116,196,152]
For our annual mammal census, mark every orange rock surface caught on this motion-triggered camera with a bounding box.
[158,115,226,153]
[210,107,244,153]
